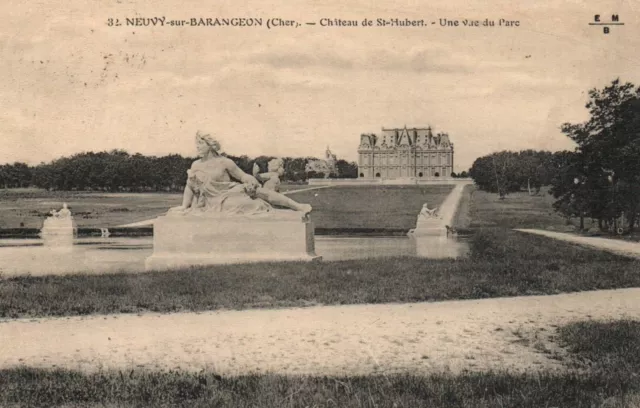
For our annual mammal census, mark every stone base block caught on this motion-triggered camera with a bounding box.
[40,218,77,247]
[408,227,447,237]
[145,212,321,271]
[407,219,447,237]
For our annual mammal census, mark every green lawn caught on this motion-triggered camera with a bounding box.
[0,189,182,228]
[287,185,454,229]
[2,319,638,407]
[0,185,453,230]
[467,187,640,241]
[468,187,592,231]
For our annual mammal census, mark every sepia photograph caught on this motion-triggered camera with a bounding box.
[1,0,639,406]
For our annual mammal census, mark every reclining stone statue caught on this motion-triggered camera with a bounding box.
[169,132,311,216]
[145,131,320,270]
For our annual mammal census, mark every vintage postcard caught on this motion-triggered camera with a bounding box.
[1,0,639,406]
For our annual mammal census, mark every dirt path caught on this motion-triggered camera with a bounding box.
[516,229,640,258]
[2,288,638,376]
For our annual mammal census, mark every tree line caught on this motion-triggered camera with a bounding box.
[469,79,640,233]
[0,151,359,191]
[469,150,557,197]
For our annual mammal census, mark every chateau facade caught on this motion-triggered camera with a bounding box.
[358,126,454,179]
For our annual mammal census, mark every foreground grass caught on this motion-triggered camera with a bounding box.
[1,320,638,407]
[559,320,640,376]
[2,229,638,318]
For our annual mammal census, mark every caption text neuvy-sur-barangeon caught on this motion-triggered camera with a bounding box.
[106,17,521,29]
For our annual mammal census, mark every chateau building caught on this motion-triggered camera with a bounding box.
[358,126,454,179]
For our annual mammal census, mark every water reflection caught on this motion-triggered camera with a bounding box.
[0,235,468,277]
[412,235,469,259]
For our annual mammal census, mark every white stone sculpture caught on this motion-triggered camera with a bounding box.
[407,203,446,237]
[40,203,77,248]
[57,203,72,218]
[145,131,320,270]
[168,132,310,217]
[418,203,439,219]
[253,158,285,192]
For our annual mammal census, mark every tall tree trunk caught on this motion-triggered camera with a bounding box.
[527,178,532,195]
[628,212,636,233]
[580,214,584,231]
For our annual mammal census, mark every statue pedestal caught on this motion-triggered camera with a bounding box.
[407,218,446,237]
[145,212,321,271]
[40,217,77,248]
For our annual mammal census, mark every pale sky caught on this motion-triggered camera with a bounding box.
[1,0,640,172]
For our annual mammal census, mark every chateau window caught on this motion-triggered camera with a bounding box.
[418,172,423,177]
[375,173,381,177]
[359,173,364,177]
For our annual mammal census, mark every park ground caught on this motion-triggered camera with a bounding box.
[1,184,639,406]
[0,184,453,230]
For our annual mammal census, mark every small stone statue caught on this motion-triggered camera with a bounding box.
[41,202,76,246]
[419,203,439,219]
[57,203,71,219]
[253,158,285,192]
[48,203,71,219]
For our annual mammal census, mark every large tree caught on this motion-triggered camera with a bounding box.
[551,79,640,232]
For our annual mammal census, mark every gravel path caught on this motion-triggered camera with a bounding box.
[516,229,640,258]
[2,288,638,376]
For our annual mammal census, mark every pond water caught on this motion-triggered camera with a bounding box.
[0,236,469,277]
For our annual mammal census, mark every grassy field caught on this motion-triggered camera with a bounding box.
[2,229,638,319]
[468,187,640,242]
[468,187,581,231]
[286,185,454,229]
[2,319,638,407]
[0,188,182,229]
[0,185,453,230]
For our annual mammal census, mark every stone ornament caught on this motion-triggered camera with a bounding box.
[253,158,285,192]
[418,203,439,219]
[168,131,312,217]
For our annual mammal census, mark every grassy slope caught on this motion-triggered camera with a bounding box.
[285,185,454,229]
[468,187,579,230]
[0,185,453,230]
[2,320,638,407]
[468,187,640,241]
[2,229,638,319]
[0,189,182,228]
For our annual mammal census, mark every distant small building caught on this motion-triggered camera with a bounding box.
[305,146,338,178]
[358,126,454,179]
